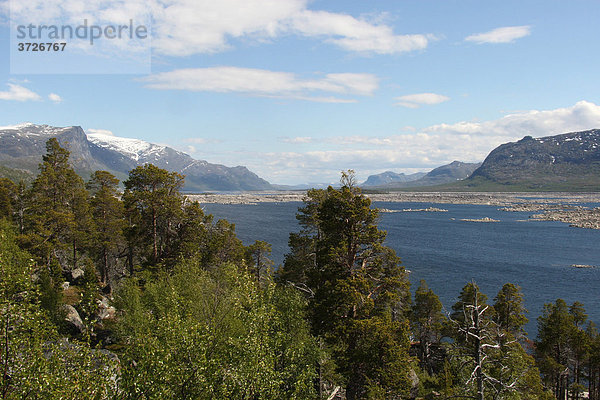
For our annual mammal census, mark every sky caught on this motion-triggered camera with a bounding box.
[1,0,600,185]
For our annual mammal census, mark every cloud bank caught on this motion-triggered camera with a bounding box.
[140,67,379,102]
[6,0,432,57]
[194,101,600,184]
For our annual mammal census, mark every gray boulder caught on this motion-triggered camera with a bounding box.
[61,304,85,333]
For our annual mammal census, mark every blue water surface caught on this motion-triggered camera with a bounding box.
[200,201,600,336]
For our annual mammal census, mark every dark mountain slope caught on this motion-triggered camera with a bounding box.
[0,123,271,191]
[466,129,600,190]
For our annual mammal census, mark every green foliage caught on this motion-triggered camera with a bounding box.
[245,240,274,283]
[278,171,413,399]
[0,164,33,185]
[0,178,17,219]
[116,261,319,399]
[0,219,117,399]
[446,282,547,399]
[412,280,446,375]
[494,283,528,338]
[87,170,125,285]
[37,260,64,324]
[123,164,185,266]
[22,138,90,269]
[77,262,100,331]
[536,299,596,400]
[199,218,246,268]
[340,315,413,399]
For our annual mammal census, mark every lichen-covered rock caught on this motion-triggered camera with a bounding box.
[61,304,85,333]
[96,296,116,320]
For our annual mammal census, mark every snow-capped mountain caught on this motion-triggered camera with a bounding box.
[87,132,167,162]
[0,124,271,191]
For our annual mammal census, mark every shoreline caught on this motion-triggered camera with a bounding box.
[188,191,600,205]
[188,191,600,230]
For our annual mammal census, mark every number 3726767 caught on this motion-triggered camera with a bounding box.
[18,42,67,51]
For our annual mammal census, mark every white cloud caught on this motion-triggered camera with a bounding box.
[7,0,151,59]
[0,83,42,101]
[87,128,114,136]
[465,25,531,44]
[48,93,62,103]
[6,0,431,56]
[139,67,379,102]
[289,10,430,55]
[424,101,600,137]
[214,101,600,184]
[395,93,450,108]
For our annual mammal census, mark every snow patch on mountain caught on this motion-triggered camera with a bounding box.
[0,123,74,136]
[0,122,36,130]
[87,132,167,162]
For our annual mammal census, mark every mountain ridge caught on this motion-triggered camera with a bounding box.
[0,123,272,191]
[361,171,427,187]
[463,129,600,190]
[365,161,482,190]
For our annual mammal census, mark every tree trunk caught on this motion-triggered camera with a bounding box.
[128,245,134,276]
[474,295,484,400]
[152,207,158,261]
[73,238,77,269]
[102,248,108,284]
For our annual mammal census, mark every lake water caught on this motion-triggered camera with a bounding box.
[200,201,600,336]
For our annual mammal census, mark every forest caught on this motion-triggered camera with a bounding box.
[1,138,600,400]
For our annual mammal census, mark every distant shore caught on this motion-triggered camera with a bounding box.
[188,191,600,230]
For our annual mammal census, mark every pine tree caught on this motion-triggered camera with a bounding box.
[412,279,446,375]
[24,138,90,270]
[536,299,575,399]
[586,324,600,400]
[449,282,547,399]
[278,170,412,399]
[87,170,125,286]
[569,302,589,400]
[123,164,184,268]
[493,283,528,338]
[245,240,274,283]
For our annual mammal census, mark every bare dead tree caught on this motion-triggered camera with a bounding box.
[447,283,530,400]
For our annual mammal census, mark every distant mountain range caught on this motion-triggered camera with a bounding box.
[361,171,427,187]
[461,129,600,191]
[362,161,481,189]
[361,129,600,192]
[0,123,271,191]
[2,124,599,192]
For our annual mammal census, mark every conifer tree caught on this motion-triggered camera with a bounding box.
[246,240,274,283]
[412,279,446,375]
[493,283,528,338]
[123,164,184,267]
[449,282,548,399]
[24,138,89,269]
[278,170,412,399]
[0,178,17,219]
[87,170,125,285]
[536,299,576,399]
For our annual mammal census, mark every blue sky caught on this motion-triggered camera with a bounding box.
[1,0,600,184]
